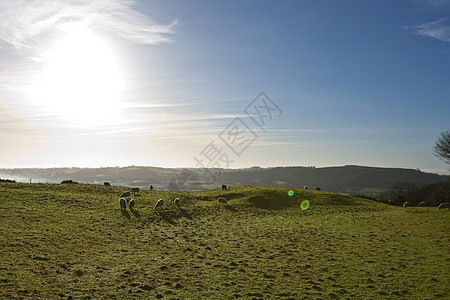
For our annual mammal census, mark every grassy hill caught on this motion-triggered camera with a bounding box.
[1,183,449,299]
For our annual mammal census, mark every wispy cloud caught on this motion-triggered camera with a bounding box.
[406,18,450,42]
[0,0,176,50]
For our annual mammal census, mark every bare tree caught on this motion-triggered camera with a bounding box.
[433,130,450,164]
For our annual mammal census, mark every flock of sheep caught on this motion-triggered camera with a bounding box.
[403,201,449,210]
[118,190,228,211]
[303,186,321,191]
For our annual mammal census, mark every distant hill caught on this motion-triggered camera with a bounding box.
[0,165,447,197]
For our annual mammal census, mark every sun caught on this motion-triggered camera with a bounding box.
[29,23,125,126]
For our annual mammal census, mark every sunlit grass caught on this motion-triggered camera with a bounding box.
[0,183,448,299]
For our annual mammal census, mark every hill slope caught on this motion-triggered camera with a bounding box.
[0,183,449,299]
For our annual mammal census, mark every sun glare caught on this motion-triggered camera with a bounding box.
[29,23,125,126]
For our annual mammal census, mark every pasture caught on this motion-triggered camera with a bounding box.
[0,183,449,299]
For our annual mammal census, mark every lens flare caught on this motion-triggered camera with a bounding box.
[288,190,294,196]
[300,200,310,211]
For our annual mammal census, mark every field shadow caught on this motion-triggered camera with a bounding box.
[224,205,237,212]
[248,195,294,210]
[178,207,193,219]
[130,208,141,218]
[121,209,131,219]
[157,211,177,225]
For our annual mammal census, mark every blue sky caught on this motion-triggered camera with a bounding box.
[0,0,449,174]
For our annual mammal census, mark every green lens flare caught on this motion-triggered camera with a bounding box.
[288,190,294,196]
[300,200,310,211]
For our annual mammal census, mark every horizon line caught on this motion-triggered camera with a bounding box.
[0,164,448,174]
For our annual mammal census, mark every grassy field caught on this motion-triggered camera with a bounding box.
[0,183,449,299]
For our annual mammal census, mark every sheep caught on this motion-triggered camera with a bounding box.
[174,198,181,206]
[119,198,127,210]
[418,201,427,207]
[221,184,227,190]
[155,199,164,209]
[438,202,449,210]
[304,186,308,189]
[104,182,111,186]
[218,197,228,205]
[131,187,139,193]
[403,201,410,208]
[128,199,135,209]
[120,191,131,198]
[315,187,321,191]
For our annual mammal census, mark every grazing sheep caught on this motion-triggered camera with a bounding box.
[218,197,228,205]
[128,199,135,209]
[418,201,427,207]
[438,202,450,210]
[131,187,139,193]
[150,185,154,191]
[304,186,308,189]
[120,191,131,198]
[119,198,127,210]
[403,201,410,208]
[155,199,164,209]
[104,182,111,186]
[174,198,181,206]
[315,187,321,191]
[221,184,227,190]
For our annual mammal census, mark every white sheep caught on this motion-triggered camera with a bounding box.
[403,201,410,208]
[120,191,131,198]
[218,197,228,205]
[128,199,135,209]
[174,198,181,206]
[155,199,164,209]
[119,198,127,210]
[304,186,308,189]
[438,202,449,210]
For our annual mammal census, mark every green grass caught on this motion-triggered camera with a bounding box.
[0,183,449,299]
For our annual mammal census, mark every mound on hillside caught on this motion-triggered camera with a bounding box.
[189,186,379,212]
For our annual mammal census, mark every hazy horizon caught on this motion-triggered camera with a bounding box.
[0,163,448,176]
[1,1,449,175]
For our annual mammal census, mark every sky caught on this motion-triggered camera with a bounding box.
[0,0,449,174]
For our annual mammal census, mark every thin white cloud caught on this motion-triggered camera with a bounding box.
[406,18,450,42]
[197,114,248,120]
[251,140,304,147]
[0,0,176,50]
